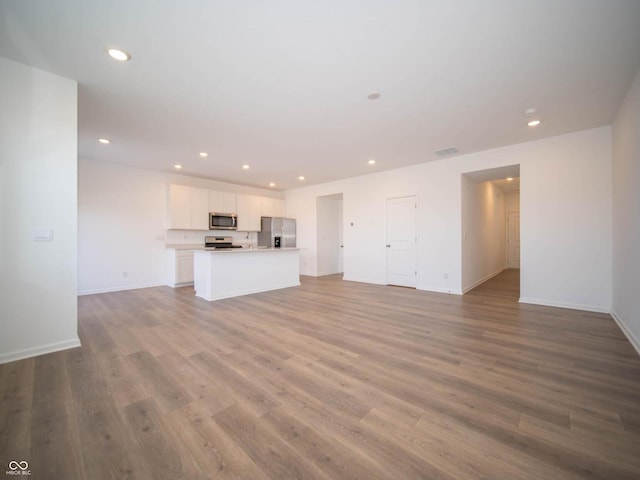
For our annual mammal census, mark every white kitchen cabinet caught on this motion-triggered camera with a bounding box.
[236,194,261,231]
[168,185,280,231]
[190,187,209,230]
[273,198,286,217]
[167,184,191,230]
[260,197,274,217]
[166,249,195,287]
[167,184,209,230]
[209,190,237,214]
[260,197,286,218]
[209,190,223,213]
[222,192,237,213]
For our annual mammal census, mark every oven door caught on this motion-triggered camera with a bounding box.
[210,213,237,230]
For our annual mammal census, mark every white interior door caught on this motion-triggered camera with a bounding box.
[338,201,344,273]
[386,196,417,287]
[316,194,342,276]
[507,211,520,268]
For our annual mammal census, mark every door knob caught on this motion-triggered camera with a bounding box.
[386,244,391,248]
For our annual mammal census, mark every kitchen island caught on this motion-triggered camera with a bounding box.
[193,248,300,301]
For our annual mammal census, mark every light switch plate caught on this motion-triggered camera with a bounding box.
[33,229,54,241]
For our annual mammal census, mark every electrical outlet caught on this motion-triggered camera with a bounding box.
[444,273,448,280]
[122,271,128,279]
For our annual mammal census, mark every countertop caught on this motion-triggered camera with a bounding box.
[166,244,298,253]
[165,243,205,250]
[195,247,299,253]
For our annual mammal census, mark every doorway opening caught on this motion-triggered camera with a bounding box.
[461,165,520,297]
[316,193,343,277]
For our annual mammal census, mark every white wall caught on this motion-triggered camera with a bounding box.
[78,159,283,294]
[519,130,611,311]
[0,57,79,363]
[612,67,640,354]
[461,178,506,292]
[286,126,612,311]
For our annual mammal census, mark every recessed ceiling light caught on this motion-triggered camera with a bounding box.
[98,138,110,144]
[199,152,208,158]
[368,159,376,165]
[298,176,305,181]
[506,177,514,182]
[367,92,381,100]
[527,119,541,127]
[174,164,182,170]
[269,182,276,187]
[242,164,250,170]
[107,48,131,62]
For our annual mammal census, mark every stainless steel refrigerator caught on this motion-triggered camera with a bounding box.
[258,217,296,248]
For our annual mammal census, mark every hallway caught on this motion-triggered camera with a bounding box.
[465,268,520,302]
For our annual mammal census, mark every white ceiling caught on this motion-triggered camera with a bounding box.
[1,1,639,191]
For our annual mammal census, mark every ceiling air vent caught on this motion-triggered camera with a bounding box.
[435,147,459,157]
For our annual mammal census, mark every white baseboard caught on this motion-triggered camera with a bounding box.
[168,281,194,288]
[0,337,82,365]
[519,297,610,314]
[418,286,463,295]
[611,309,640,356]
[342,275,386,285]
[462,267,505,294]
[316,270,342,277]
[78,282,164,296]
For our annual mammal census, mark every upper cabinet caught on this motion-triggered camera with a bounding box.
[236,194,262,232]
[209,190,237,214]
[167,184,191,229]
[260,197,274,217]
[190,187,209,230]
[260,197,286,218]
[167,184,285,231]
[273,199,286,217]
[167,184,209,230]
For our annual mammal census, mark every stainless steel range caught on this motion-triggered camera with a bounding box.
[204,236,243,250]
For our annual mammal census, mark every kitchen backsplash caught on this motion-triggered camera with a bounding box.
[165,229,257,247]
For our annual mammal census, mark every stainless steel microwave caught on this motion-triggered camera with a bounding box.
[209,212,237,230]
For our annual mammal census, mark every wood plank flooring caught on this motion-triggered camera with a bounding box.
[2,269,640,479]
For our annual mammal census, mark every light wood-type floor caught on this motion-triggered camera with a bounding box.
[2,270,640,479]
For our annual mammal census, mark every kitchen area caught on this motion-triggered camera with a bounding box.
[164,184,299,300]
